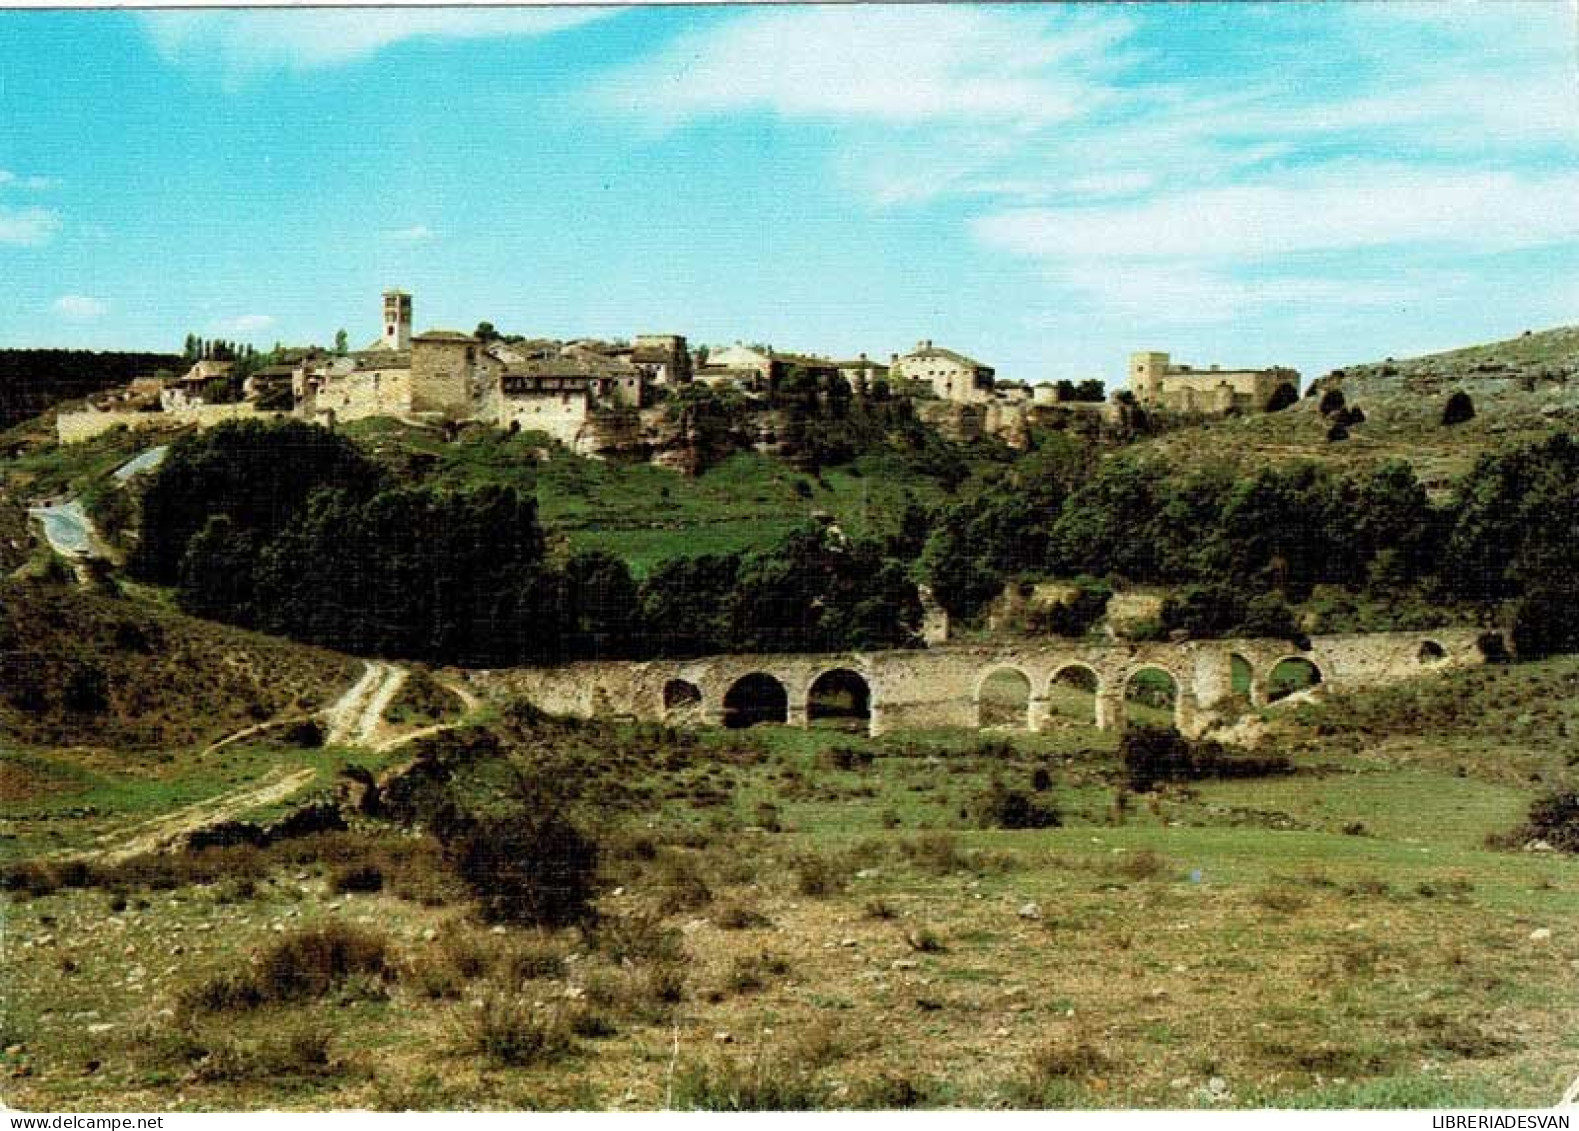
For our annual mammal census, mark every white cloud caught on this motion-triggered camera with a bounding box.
[593,7,1128,128]
[142,9,609,83]
[53,294,107,321]
[213,314,276,335]
[3,172,58,191]
[388,225,435,243]
[0,206,60,246]
[973,165,1579,261]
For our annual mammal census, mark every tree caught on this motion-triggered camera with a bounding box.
[474,321,499,343]
[1318,387,1346,416]
[334,329,349,356]
[1264,382,1299,412]
[1442,390,1476,426]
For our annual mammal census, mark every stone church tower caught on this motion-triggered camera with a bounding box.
[382,290,412,351]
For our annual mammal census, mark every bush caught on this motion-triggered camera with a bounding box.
[1265,382,1299,412]
[671,1053,828,1111]
[970,781,1061,829]
[463,990,574,1066]
[1442,390,1476,426]
[1495,791,1579,853]
[1318,387,1347,416]
[329,862,384,894]
[181,923,390,1012]
[1121,726,1292,791]
[792,852,846,897]
[445,808,600,928]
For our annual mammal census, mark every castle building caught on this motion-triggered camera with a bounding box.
[891,341,995,404]
[1129,351,1298,414]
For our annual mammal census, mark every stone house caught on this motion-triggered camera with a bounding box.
[892,341,995,403]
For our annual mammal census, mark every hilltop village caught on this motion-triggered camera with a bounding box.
[58,290,1301,460]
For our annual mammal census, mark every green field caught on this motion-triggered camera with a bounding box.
[4,657,1576,1111]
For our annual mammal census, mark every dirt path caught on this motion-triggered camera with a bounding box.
[64,766,318,864]
[323,661,409,747]
[60,661,452,863]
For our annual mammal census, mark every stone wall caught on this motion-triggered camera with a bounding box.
[463,628,1493,741]
[307,367,413,424]
[495,391,591,450]
[57,403,272,444]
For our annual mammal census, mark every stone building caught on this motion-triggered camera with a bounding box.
[631,334,692,386]
[892,341,995,403]
[410,331,482,417]
[1129,351,1298,414]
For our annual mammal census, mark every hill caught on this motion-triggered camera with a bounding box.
[1137,324,1579,490]
[0,579,357,751]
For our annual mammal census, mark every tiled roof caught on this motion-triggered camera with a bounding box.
[904,345,990,370]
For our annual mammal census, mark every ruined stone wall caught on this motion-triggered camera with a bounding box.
[463,628,1492,741]
[57,403,272,444]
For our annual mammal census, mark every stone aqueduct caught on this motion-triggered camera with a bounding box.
[466,629,1493,739]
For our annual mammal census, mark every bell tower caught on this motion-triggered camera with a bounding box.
[382,289,412,351]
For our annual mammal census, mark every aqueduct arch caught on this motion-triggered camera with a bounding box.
[977,666,1034,729]
[723,673,789,729]
[1046,663,1101,727]
[474,629,1496,740]
[807,668,872,728]
[1122,666,1181,730]
[1266,656,1323,703]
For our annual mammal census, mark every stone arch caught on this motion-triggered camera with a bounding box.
[807,668,871,729]
[1417,639,1447,664]
[1123,666,1179,729]
[1266,656,1323,703]
[976,666,1033,730]
[1046,663,1101,726]
[722,673,789,729]
[662,678,703,721]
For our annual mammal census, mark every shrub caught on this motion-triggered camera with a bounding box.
[1121,726,1292,791]
[1441,390,1475,425]
[714,904,771,930]
[329,862,384,894]
[463,990,574,1066]
[671,1053,828,1111]
[971,781,1061,830]
[1318,387,1347,416]
[1494,790,1579,853]
[792,851,846,897]
[651,849,713,914]
[1264,382,1299,412]
[445,808,600,927]
[181,923,390,1012]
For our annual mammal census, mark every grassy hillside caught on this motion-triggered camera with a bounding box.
[0,580,358,751]
[344,419,983,574]
[1138,324,1579,490]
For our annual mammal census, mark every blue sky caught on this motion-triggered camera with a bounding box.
[2,3,1577,387]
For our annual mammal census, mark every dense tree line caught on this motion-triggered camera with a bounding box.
[0,349,182,430]
[136,420,922,665]
[921,431,1579,655]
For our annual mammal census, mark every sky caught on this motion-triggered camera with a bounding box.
[2,3,1577,388]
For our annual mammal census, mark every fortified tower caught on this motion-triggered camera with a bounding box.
[382,290,412,352]
[1129,351,1170,405]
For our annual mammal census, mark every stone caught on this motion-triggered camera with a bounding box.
[1529,927,1552,942]
[1017,902,1042,921]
